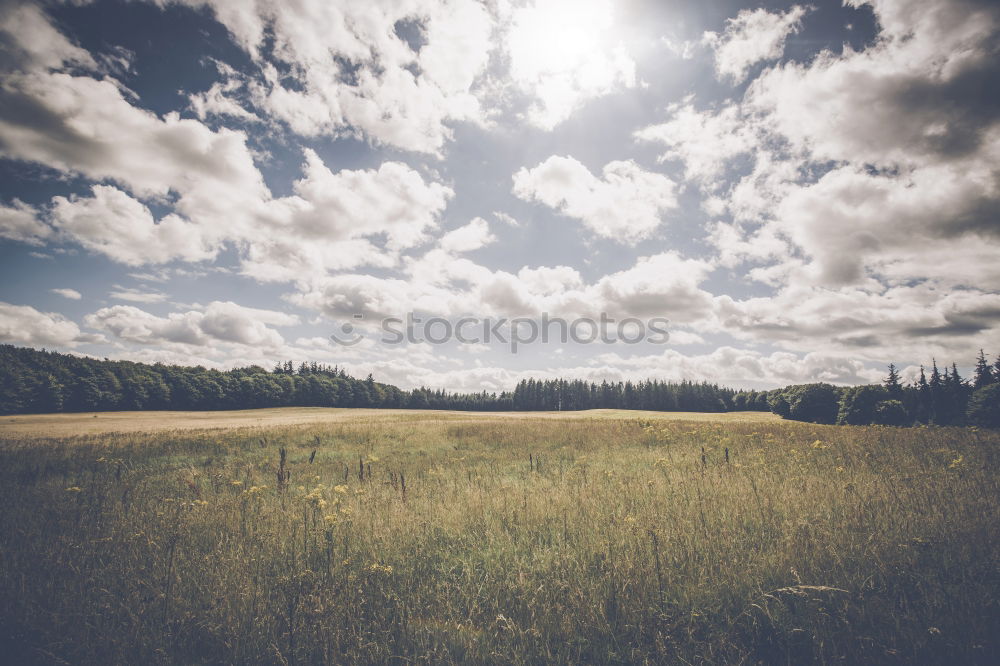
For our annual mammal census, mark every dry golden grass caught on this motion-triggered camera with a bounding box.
[0,411,996,665]
[0,407,779,437]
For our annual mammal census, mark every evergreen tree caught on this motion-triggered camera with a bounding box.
[928,360,942,423]
[884,363,903,396]
[973,350,993,389]
[916,366,931,424]
[967,384,1000,427]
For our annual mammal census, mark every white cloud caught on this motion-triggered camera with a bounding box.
[635,100,758,184]
[0,4,462,279]
[51,186,216,266]
[594,253,715,321]
[0,302,96,348]
[771,159,1000,286]
[0,72,269,217]
[590,346,882,387]
[189,77,260,123]
[493,211,520,227]
[714,284,1000,363]
[512,155,678,243]
[168,0,494,154]
[707,221,789,270]
[351,345,884,393]
[243,150,454,282]
[109,286,168,303]
[673,0,1000,296]
[277,150,452,250]
[0,3,96,72]
[439,217,496,253]
[0,200,51,245]
[50,288,82,300]
[703,6,807,83]
[291,247,715,329]
[85,301,299,351]
[740,0,1000,179]
[505,0,636,129]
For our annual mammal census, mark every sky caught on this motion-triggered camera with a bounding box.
[0,0,998,392]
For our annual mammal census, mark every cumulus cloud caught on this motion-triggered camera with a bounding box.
[291,247,715,328]
[439,217,496,253]
[51,186,216,266]
[0,5,277,265]
[243,150,454,282]
[0,200,51,245]
[745,1,1000,168]
[0,3,96,72]
[512,156,678,243]
[1,6,462,277]
[165,0,493,154]
[635,100,758,184]
[590,346,882,387]
[0,302,97,348]
[703,6,807,83]
[714,284,1000,363]
[85,301,299,351]
[0,72,269,221]
[594,253,715,321]
[771,159,1000,286]
[668,0,1000,299]
[277,150,452,249]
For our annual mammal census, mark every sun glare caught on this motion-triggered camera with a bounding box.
[510,0,613,76]
[507,0,633,128]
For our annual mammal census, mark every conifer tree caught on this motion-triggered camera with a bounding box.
[884,363,902,396]
[973,350,992,389]
[916,365,931,424]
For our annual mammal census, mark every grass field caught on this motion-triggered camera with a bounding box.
[0,407,779,437]
[0,409,997,664]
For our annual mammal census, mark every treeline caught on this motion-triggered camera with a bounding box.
[0,345,739,416]
[2,344,997,427]
[766,353,1000,427]
[0,347,405,414]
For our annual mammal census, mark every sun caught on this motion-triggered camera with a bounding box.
[509,0,613,77]
[506,0,634,128]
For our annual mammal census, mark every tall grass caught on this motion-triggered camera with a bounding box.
[0,414,997,664]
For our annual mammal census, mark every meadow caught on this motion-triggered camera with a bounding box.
[0,409,997,665]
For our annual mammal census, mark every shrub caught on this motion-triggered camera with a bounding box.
[838,385,889,425]
[873,399,909,426]
[770,384,841,424]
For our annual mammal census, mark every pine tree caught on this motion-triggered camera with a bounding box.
[973,350,992,389]
[884,363,902,396]
[916,365,931,424]
[928,359,943,423]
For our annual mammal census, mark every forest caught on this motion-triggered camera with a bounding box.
[1,344,997,427]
